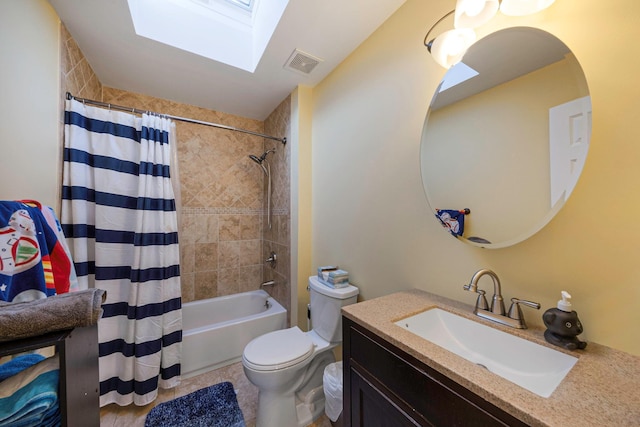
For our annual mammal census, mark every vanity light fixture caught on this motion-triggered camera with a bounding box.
[500,0,556,16]
[424,10,477,69]
[424,0,557,68]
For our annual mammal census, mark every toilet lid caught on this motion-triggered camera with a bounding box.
[243,327,314,371]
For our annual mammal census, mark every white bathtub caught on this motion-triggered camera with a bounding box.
[181,289,287,378]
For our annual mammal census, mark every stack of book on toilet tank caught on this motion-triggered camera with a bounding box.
[317,266,349,288]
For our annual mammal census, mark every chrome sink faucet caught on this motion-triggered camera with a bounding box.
[464,268,505,315]
[464,269,540,329]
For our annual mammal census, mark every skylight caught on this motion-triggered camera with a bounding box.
[227,0,254,10]
[127,0,288,72]
[189,0,255,19]
[439,62,479,92]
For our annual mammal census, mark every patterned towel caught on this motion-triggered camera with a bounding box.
[435,209,468,237]
[0,201,73,302]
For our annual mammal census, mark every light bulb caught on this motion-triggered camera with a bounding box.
[429,28,476,68]
[463,0,485,17]
[500,0,556,16]
[454,0,499,29]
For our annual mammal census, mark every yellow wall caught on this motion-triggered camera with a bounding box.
[0,0,60,209]
[311,0,640,355]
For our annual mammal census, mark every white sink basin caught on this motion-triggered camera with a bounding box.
[395,308,578,398]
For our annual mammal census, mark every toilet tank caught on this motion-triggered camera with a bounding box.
[308,276,359,343]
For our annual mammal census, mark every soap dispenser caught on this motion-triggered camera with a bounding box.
[542,291,587,350]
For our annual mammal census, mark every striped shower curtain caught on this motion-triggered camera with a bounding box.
[60,99,182,407]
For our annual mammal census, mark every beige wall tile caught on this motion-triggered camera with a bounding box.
[238,265,263,293]
[194,271,217,300]
[60,24,102,100]
[197,215,219,244]
[217,268,239,296]
[179,215,199,244]
[180,273,195,303]
[219,215,241,241]
[218,241,240,268]
[194,242,218,272]
[180,242,195,275]
[240,215,262,240]
[239,240,261,266]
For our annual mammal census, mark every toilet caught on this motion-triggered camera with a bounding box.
[242,276,359,427]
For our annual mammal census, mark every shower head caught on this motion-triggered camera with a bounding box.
[257,149,276,163]
[249,154,262,164]
[248,153,268,175]
[248,148,275,230]
[248,149,275,174]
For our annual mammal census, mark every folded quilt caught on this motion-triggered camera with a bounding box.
[0,288,106,342]
[0,354,60,427]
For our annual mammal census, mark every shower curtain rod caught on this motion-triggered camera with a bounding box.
[65,92,286,144]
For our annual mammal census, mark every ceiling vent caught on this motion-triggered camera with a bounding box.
[284,49,323,75]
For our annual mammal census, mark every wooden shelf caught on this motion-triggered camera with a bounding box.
[0,329,72,357]
[0,326,100,427]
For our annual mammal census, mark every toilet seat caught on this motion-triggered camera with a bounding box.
[243,327,314,371]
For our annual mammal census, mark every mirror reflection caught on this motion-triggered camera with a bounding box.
[421,27,591,248]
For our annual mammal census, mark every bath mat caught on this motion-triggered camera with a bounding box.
[144,381,245,427]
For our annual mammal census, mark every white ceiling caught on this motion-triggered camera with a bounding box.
[49,0,408,120]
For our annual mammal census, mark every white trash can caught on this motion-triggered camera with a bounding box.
[323,361,344,427]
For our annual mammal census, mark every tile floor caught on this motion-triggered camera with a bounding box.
[99,361,333,427]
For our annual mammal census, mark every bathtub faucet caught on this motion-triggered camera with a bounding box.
[260,280,276,288]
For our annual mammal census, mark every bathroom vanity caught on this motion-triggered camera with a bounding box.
[343,317,527,426]
[342,290,640,426]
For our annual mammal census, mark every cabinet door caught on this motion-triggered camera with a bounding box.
[350,367,427,427]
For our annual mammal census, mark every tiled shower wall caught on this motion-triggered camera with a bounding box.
[262,98,292,319]
[60,26,101,101]
[59,24,291,312]
[101,87,267,304]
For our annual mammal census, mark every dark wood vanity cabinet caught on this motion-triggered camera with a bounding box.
[342,317,529,427]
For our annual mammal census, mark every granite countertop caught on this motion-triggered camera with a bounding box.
[342,289,640,427]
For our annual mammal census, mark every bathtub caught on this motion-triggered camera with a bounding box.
[181,289,287,378]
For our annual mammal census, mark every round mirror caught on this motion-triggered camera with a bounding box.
[421,27,591,248]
